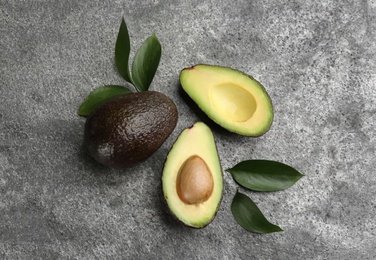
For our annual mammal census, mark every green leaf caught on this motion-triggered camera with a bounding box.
[115,18,132,83]
[231,191,283,234]
[78,85,131,117]
[131,33,161,91]
[227,160,303,192]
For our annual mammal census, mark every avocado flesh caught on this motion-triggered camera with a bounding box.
[162,122,223,228]
[180,64,274,136]
[84,91,178,168]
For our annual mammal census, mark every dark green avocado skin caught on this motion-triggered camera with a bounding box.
[84,91,178,168]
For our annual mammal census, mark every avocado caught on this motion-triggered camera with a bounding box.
[162,122,223,228]
[180,64,274,136]
[84,91,178,168]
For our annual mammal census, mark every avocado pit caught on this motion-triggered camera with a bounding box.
[176,155,214,205]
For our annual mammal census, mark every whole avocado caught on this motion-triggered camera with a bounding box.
[84,91,178,168]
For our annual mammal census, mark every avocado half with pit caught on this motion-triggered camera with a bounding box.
[162,122,223,228]
[180,64,274,136]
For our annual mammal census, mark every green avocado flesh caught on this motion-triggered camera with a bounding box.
[162,122,223,228]
[180,64,274,136]
[84,91,178,168]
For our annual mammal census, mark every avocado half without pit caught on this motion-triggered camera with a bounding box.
[162,122,223,228]
[180,64,274,136]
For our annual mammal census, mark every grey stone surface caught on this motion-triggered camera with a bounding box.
[1,0,375,259]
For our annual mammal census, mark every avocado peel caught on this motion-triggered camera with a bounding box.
[84,91,178,168]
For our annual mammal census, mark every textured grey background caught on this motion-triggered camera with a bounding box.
[1,0,376,259]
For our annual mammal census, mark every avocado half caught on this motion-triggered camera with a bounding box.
[162,122,223,228]
[180,64,274,136]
